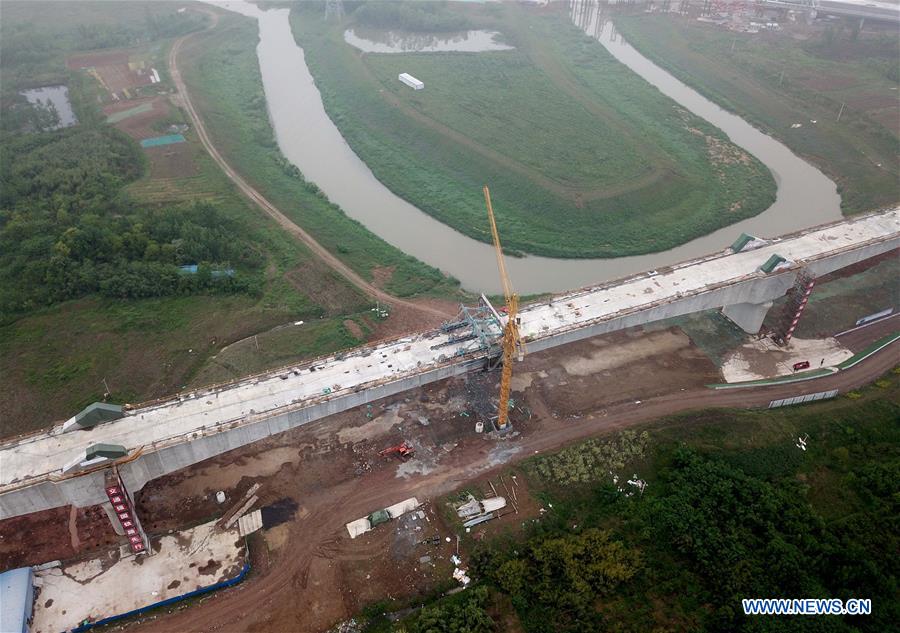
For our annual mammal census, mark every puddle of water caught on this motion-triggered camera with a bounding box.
[205,1,841,295]
[260,497,299,528]
[343,27,513,53]
[20,85,78,129]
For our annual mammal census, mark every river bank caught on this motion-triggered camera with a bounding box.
[208,0,840,294]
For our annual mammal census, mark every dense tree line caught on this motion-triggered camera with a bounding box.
[354,1,473,33]
[456,434,897,632]
[0,125,261,321]
[407,586,495,633]
[0,8,204,90]
[470,528,640,632]
[647,448,898,631]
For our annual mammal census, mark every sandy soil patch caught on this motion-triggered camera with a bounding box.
[561,329,690,376]
[721,336,853,382]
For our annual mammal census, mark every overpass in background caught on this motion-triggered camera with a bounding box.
[758,0,900,24]
[1,207,898,521]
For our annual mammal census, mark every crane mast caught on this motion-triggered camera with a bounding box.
[483,186,524,431]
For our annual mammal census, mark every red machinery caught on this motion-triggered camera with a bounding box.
[379,441,414,460]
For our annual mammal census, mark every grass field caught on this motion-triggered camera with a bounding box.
[290,2,775,259]
[614,15,899,214]
[0,1,204,90]
[180,11,462,298]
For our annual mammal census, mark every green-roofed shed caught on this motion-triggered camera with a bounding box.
[368,509,391,527]
[74,402,123,428]
[731,233,755,252]
[759,254,787,273]
[85,443,127,461]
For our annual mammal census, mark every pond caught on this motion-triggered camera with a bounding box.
[20,85,78,130]
[343,27,513,53]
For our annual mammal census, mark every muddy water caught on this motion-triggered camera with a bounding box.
[344,27,513,53]
[207,1,841,295]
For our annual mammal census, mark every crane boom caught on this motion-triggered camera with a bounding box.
[483,186,524,430]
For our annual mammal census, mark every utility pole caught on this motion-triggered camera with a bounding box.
[730,37,737,53]
[836,102,845,122]
[778,68,785,86]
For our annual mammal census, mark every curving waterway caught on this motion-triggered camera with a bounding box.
[207,1,840,295]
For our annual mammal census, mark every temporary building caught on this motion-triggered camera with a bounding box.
[62,402,124,432]
[398,73,424,90]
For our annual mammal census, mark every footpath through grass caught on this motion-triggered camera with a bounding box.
[290,2,775,259]
[615,15,900,214]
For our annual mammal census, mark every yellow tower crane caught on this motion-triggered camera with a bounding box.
[483,186,525,431]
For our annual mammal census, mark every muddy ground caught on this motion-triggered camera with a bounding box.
[0,324,715,572]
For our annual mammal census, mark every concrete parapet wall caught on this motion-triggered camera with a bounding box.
[0,358,485,517]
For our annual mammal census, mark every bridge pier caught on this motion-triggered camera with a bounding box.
[721,300,773,334]
[100,501,125,536]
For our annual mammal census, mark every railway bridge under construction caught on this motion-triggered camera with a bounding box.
[1,207,898,523]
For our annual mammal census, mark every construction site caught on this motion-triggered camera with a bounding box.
[1,199,898,631]
[1,1,898,630]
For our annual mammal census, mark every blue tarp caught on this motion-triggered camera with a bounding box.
[140,134,186,148]
[179,264,235,278]
[1,568,33,633]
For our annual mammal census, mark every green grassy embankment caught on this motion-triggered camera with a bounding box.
[180,12,461,298]
[615,15,900,214]
[290,2,775,259]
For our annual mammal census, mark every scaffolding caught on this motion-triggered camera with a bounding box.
[772,269,816,345]
[437,294,505,361]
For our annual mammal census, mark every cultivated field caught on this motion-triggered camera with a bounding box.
[291,2,775,259]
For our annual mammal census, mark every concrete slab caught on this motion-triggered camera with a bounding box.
[30,520,247,633]
[238,509,263,537]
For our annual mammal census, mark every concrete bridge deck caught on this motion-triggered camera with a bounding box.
[1,207,898,518]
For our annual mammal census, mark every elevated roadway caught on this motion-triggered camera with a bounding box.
[1,207,898,519]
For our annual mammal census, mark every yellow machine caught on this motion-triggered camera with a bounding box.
[483,186,525,431]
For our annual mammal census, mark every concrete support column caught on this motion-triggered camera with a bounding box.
[722,300,773,334]
[101,501,125,536]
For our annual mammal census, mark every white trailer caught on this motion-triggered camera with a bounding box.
[398,73,424,90]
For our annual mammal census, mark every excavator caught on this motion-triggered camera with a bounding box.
[379,441,414,461]
[483,186,525,431]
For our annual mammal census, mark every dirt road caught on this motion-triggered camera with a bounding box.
[137,338,897,633]
[167,14,449,320]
